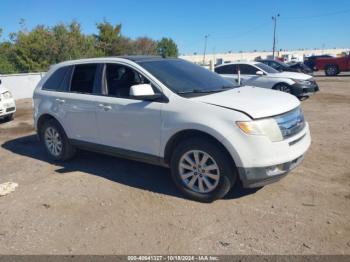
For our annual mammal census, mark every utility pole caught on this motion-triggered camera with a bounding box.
[272,14,280,59]
[203,34,209,65]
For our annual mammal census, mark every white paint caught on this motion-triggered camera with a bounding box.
[0,72,45,100]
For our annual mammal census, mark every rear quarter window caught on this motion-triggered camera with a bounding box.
[42,66,73,91]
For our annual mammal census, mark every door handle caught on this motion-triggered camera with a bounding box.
[98,104,112,111]
[55,98,66,104]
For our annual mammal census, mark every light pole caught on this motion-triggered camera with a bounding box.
[203,34,209,65]
[272,14,280,59]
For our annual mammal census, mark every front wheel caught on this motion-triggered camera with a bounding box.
[274,83,292,94]
[170,138,237,202]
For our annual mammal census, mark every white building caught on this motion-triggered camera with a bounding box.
[180,48,349,65]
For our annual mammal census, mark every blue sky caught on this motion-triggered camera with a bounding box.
[0,0,349,54]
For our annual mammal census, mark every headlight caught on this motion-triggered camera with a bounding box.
[2,91,12,99]
[236,118,283,142]
[293,79,313,85]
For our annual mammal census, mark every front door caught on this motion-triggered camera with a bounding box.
[238,64,272,88]
[94,63,162,156]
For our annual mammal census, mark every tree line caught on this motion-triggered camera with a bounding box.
[0,20,179,74]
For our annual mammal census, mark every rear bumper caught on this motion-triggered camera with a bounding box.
[291,83,319,97]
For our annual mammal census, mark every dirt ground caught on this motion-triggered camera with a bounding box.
[0,75,349,255]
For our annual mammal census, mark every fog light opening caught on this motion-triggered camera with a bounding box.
[265,164,285,177]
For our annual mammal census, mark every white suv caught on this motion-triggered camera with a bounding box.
[0,80,16,121]
[33,57,311,202]
[215,61,319,98]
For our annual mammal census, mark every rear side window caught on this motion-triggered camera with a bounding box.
[215,64,237,74]
[70,64,98,94]
[42,66,72,91]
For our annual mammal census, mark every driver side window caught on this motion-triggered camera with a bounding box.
[104,63,153,98]
[238,64,259,75]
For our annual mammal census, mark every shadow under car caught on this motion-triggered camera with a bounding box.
[1,134,261,201]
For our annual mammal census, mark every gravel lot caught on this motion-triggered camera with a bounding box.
[0,75,349,255]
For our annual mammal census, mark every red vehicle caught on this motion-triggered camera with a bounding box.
[315,55,350,76]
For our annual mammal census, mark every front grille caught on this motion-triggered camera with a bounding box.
[274,107,305,139]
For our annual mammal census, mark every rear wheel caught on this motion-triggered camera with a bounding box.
[40,119,76,161]
[274,83,292,94]
[325,65,339,76]
[170,138,237,202]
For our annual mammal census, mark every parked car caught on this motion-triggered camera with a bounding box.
[0,80,16,122]
[215,61,319,98]
[304,55,332,71]
[258,59,299,72]
[34,57,311,202]
[315,55,350,76]
[258,59,313,74]
[288,62,313,75]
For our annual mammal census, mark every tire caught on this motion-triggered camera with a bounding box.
[39,119,76,161]
[170,138,237,202]
[325,65,339,76]
[274,83,292,94]
[4,114,14,122]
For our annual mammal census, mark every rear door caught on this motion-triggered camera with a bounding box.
[56,63,102,143]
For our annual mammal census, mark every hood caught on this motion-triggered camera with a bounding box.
[268,71,312,80]
[191,86,300,119]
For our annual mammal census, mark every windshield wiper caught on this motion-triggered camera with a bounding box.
[221,86,236,90]
[177,87,234,94]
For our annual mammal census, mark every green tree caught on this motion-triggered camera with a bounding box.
[10,25,56,72]
[95,20,123,55]
[132,37,157,55]
[156,37,178,58]
[52,21,100,61]
[0,20,179,73]
[0,42,16,74]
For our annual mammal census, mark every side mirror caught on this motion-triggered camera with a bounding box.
[129,84,162,101]
[256,71,264,76]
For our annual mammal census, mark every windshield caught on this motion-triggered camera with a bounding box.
[138,59,238,95]
[275,60,290,67]
[255,63,279,74]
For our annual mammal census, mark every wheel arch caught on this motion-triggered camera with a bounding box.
[325,63,339,69]
[325,64,339,71]
[163,129,238,170]
[272,82,291,90]
[36,114,66,140]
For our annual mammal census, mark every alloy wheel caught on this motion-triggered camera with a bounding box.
[277,84,291,93]
[178,150,220,193]
[44,127,63,157]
